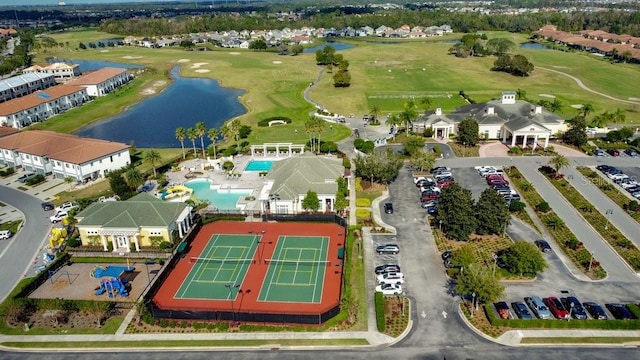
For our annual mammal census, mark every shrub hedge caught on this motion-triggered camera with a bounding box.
[355,209,371,219]
[355,198,371,207]
[375,292,385,332]
[257,116,292,127]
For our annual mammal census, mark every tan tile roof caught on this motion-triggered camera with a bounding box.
[0,84,85,116]
[67,67,128,86]
[0,126,19,137]
[0,130,129,165]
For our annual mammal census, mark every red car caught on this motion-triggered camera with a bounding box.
[421,194,438,202]
[544,297,569,319]
[437,180,452,188]
[486,174,505,181]
[488,178,509,186]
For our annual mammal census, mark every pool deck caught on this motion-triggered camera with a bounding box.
[164,155,285,213]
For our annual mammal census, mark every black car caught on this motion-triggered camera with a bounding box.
[375,264,401,275]
[384,203,393,214]
[625,148,638,157]
[562,296,588,320]
[441,251,453,261]
[534,239,552,253]
[606,303,635,320]
[511,301,533,320]
[595,164,612,171]
[41,202,54,211]
[430,166,450,174]
[584,302,608,320]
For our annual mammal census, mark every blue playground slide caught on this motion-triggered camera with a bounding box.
[94,278,129,297]
[92,265,134,279]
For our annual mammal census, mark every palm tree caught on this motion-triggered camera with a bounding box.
[419,96,433,112]
[515,88,527,101]
[125,167,145,190]
[207,127,219,159]
[549,98,563,113]
[144,149,161,177]
[305,117,316,152]
[314,118,326,152]
[186,127,197,157]
[549,153,569,174]
[229,119,241,145]
[613,108,626,124]
[385,113,403,140]
[581,103,594,119]
[369,104,381,123]
[399,100,418,132]
[195,121,207,158]
[175,127,186,159]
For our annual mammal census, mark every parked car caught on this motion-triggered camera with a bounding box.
[534,239,552,253]
[511,301,533,320]
[476,166,497,177]
[595,164,612,171]
[421,200,439,208]
[420,194,439,202]
[606,303,635,320]
[54,202,77,213]
[434,172,453,180]
[375,264,401,275]
[41,202,54,211]
[375,283,403,295]
[525,296,552,319]
[426,206,437,215]
[486,173,505,181]
[625,148,638,157]
[377,272,405,285]
[430,166,451,174]
[494,302,511,319]
[561,296,588,320]
[544,297,570,319]
[49,210,68,223]
[593,149,606,157]
[384,203,394,214]
[488,179,509,187]
[607,149,621,156]
[441,251,453,261]
[16,172,35,183]
[437,180,452,188]
[0,230,13,240]
[376,244,400,255]
[584,302,608,320]
[609,173,628,181]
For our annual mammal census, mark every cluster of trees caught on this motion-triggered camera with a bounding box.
[448,34,516,58]
[334,176,349,213]
[316,45,351,87]
[0,30,34,76]
[456,118,480,146]
[353,149,403,185]
[385,97,434,134]
[304,116,335,153]
[437,184,511,241]
[98,8,640,38]
[492,54,535,77]
[247,38,305,55]
[174,120,251,160]
[108,149,162,199]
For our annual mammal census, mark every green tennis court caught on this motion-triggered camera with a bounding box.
[258,236,330,303]
[175,234,259,300]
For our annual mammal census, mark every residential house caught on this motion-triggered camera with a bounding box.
[67,67,132,97]
[0,72,57,103]
[0,84,89,129]
[260,153,345,214]
[412,91,566,149]
[375,25,389,36]
[0,130,130,181]
[23,62,81,83]
[76,193,193,253]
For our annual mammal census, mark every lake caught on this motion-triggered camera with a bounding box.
[47,57,144,73]
[520,42,549,50]
[75,66,246,148]
[304,41,355,53]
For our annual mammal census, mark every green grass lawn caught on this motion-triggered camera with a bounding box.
[39,29,640,148]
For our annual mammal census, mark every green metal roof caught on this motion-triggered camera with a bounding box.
[266,153,344,200]
[77,192,187,228]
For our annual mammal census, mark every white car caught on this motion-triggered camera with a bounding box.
[377,272,405,285]
[482,169,505,177]
[375,283,403,295]
[54,202,77,213]
[434,172,452,180]
[49,210,68,223]
[608,173,628,181]
[0,230,13,240]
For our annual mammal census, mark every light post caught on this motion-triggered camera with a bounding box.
[470,291,476,318]
[605,209,613,230]
[225,283,240,323]
[143,259,156,284]
[439,220,443,231]
[587,251,595,272]
[568,302,574,321]
[256,240,272,263]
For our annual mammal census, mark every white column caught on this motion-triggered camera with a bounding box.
[111,237,117,252]
[263,144,267,157]
[100,234,108,251]
[289,145,292,157]
[178,222,184,238]
[502,129,507,143]
[522,134,527,148]
[544,136,549,149]
[533,135,539,150]
[134,234,140,251]
[251,147,254,156]
[511,134,516,147]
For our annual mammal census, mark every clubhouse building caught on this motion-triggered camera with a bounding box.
[412,91,567,149]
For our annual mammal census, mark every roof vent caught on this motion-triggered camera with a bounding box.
[487,106,495,115]
[535,106,542,114]
[435,107,442,116]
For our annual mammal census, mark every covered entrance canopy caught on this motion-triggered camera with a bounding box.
[502,118,551,149]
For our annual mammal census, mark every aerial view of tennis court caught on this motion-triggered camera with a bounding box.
[151,221,346,324]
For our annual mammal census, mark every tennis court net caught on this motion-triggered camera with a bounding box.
[265,259,331,267]
[189,257,256,265]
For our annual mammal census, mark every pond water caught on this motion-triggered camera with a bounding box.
[520,42,549,50]
[75,66,246,148]
[304,41,355,53]
[47,57,144,73]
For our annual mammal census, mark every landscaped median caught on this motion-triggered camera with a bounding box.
[375,292,410,337]
[578,166,640,223]
[505,166,606,279]
[544,170,640,272]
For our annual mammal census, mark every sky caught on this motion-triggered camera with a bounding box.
[0,0,169,6]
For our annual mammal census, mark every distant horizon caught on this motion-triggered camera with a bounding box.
[0,0,192,7]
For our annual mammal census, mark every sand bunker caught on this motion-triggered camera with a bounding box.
[229,52,241,55]
[177,59,191,63]
[153,80,166,87]
[190,62,208,69]
[122,55,142,59]
[272,61,282,64]
[141,88,156,96]
[195,69,210,73]
[570,104,583,109]
[538,94,555,98]
[100,50,109,53]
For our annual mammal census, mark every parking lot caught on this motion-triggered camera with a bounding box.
[450,167,491,200]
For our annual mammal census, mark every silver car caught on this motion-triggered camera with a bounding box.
[525,296,552,319]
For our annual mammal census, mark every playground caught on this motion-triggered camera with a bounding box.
[152,221,346,323]
[29,262,163,302]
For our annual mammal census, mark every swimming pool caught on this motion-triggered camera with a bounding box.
[185,179,252,211]
[245,160,273,172]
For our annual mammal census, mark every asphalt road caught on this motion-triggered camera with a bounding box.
[0,185,51,303]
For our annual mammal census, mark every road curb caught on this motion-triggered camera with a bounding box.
[388,298,413,346]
